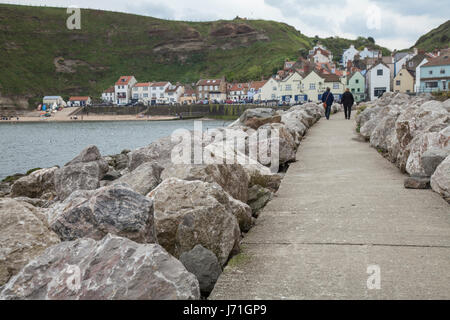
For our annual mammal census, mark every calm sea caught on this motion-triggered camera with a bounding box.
[0,119,230,180]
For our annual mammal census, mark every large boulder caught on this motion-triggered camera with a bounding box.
[422,147,449,176]
[179,245,222,296]
[147,178,241,266]
[128,136,178,171]
[431,155,450,202]
[114,162,162,195]
[247,185,273,216]
[0,182,11,197]
[0,234,200,300]
[10,167,58,199]
[0,199,60,286]
[161,163,249,203]
[48,184,156,244]
[406,127,450,176]
[54,146,109,200]
[229,108,276,127]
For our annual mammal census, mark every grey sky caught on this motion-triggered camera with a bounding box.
[0,0,448,50]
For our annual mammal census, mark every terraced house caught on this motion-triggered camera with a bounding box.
[278,71,305,103]
[150,82,171,104]
[419,52,450,93]
[132,82,153,105]
[164,85,184,104]
[346,71,366,102]
[196,78,227,101]
[229,83,249,101]
[114,76,137,105]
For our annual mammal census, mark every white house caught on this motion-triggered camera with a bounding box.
[150,82,171,104]
[248,80,267,102]
[228,83,249,101]
[310,47,333,64]
[101,86,115,104]
[278,71,304,103]
[342,45,359,67]
[415,58,429,92]
[131,82,153,105]
[164,85,184,104]
[394,49,417,77]
[259,77,280,101]
[68,96,91,107]
[359,47,381,60]
[114,76,137,105]
[42,96,66,108]
[366,62,391,100]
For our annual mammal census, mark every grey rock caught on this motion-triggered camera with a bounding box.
[65,145,102,166]
[148,178,241,266]
[422,147,449,176]
[128,136,177,171]
[248,185,273,216]
[49,184,156,244]
[404,175,431,189]
[0,182,11,197]
[161,163,249,203]
[179,245,222,296]
[431,155,450,200]
[0,234,200,300]
[10,167,58,199]
[102,169,122,181]
[115,162,162,195]
[0,198,60,286]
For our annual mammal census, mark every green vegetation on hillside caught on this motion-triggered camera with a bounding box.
[414,20,450,52]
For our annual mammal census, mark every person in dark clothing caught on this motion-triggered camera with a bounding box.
[321,87,334,120]
[341,88,355,120]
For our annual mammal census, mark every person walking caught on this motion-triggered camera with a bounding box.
[321,87,334,120]
[341,88,355,120]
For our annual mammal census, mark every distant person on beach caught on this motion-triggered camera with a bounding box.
[321,87,334,120]
[341,88,355,120]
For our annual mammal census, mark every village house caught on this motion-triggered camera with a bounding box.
[321,74,344,101]
[346,71,366,102]
[342,45,359,67]
[419,52,450,92]
[393,67,415,93]
[393,49,417,77]
[359,47,381,60]
[259,77,280,102]
[366,62,391,100]
[164,85,184,104]
[114,76,137,105]
[42,96,67,108]
[101,86,115,104]
[228,83,249,101]
[301,70,325,102]
[132,82,153,105]
[196,78,227,101]
[247,80,267,102]
[68,96,92,107]
[278,71,305,103]
[310,47,333,64]
[150,82,171,105]
[180,86,197,105]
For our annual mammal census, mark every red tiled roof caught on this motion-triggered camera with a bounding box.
[249,80,267,90]
[103,86,114,93]
[196,79,222,86]
[115,76,134,86]
[151,82,169,87]
[229,83,249,91]
[423,54,450,67]
[321,73,341,82]
[69,96,90,101]
[134,82,152,87]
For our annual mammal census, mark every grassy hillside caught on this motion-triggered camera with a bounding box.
[0,4,391,108]
[413,20,450,51]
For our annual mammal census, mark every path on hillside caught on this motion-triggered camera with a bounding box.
[210,115,450,299]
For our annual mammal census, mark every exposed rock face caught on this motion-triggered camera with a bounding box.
[244,115,281,130]
[179,245,222,296]
[161,163,249,203]
[422,148,449,176]
[0,234,200,300]
[148,178,241,266]
[48,184,156,244]
[115,162,163,195]
[10,167,58,199]
[0,198,60,286]
[431,155,450,201]
[54,146,109,200]
[0,182,11,197]
[128,136,177,171]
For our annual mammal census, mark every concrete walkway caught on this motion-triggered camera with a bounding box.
[210,115,450,299]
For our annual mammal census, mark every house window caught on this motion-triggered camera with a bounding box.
[133,94,138,99]
[310,83,316,90]
[273,86,277,91]
[425,81,438,88]
[357,88,360,92]
[285,85,292,91]
[396,80,401,86]
[143,94,148,98]
[355,79,359,84]
[429,70,433,75]
[351,88,355,92]
[377,69,383,76]
[271,94,276,99]
[160,87,163,90]
[333,83,339,89]
[441,69,445,74]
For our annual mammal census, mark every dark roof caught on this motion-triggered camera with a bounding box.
[423,54,450,67]
[321,73,341,82]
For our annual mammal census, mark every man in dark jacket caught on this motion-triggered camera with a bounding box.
[341,88,355,120]
[321,87,334,120]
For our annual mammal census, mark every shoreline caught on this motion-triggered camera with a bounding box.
[0,115,179,123]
